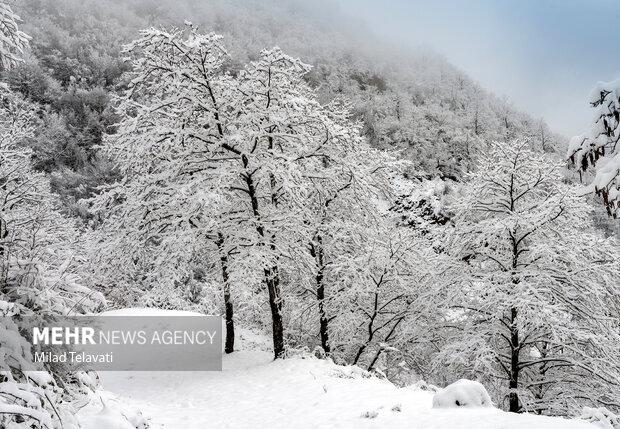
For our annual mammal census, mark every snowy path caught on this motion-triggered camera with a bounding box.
[77,309,595,429]
[92,350,594,429]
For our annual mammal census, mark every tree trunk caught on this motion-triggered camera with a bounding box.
[265,266,285,358]
[367,348,382,371]
[224,287,234,354]
[241,154,285,359]
[309,234,330,354]
[509,306,520,413]
[508,211,521,412]
[0,218,8,294]
[216,233,234,354]
[317,279,330,354]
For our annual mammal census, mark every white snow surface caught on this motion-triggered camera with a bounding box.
[77,308,596,429]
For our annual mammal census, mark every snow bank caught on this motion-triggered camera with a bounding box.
[432,379,493,408]
[80,406,135,429]
[78,396,148,429]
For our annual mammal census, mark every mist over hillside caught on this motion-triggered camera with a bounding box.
[10,0,562,211]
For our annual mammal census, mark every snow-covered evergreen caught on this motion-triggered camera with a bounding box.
[569,79,620,218]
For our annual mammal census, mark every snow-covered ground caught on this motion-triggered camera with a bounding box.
[78,309,596,429]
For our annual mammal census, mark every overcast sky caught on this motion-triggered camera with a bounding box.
[338,0,620,137]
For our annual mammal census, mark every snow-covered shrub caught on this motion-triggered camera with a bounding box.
[390,178,453,234]
[580,407,620,429]
[0,300,85,429]
[360,410,379,419]
[432,379,493,409]
[80,398,149,429]
[313,345,327,359]
[140,284,194,311]
[137,277,221,315]
[408,380,440,393]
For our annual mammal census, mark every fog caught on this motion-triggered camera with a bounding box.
[339,0,620,137]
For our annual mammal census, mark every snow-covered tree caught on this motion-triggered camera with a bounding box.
[0,85,103,314]
[86,28,237,350]
[90,28,395,359]
[288,171,443,370]
[343,227,437,371]
[0,2,30,71]
[0,84,104,429]
[282,99,397,354]
[568,79,620,218]
[438,140,620,415]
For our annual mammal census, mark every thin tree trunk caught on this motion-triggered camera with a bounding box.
[367,316,404,371]
[509,306,520,412]
[216,232,234,354]
[367,348,382,372]
[310,234,330,354]
[0,218,8,294]
[533,342,549,414]
[353,289,379,365]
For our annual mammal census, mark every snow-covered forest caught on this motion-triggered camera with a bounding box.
[1,1,619,428]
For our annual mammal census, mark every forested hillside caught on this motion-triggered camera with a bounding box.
[1,1,619,428]
[7,0,562,215]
